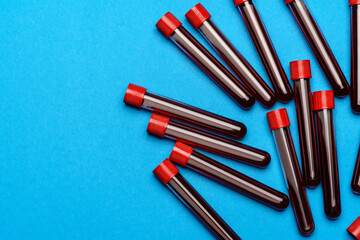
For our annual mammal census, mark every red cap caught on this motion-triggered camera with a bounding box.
[267,108,290,131]
[285,0,295,4]
[290,60,312,81]
[153,159,179,184]
[234,0,249,6]
[347,217,360,240]
[313,90,335,111]
[123,83,147,107]
[186,3,211,29]
[350,0,360,6]
[147,113,170,137]
[169,141,194,166]
[156,12,182,38]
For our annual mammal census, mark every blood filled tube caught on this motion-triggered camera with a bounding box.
[156,12,255,109]
[169,141,289,210]
[154,159,241,240]
[285,0,350,98]
[123,83,246,139]
[313,90,341,219]
[350,0,360,114]
[234,0,293,103]
[185,3,276,108]
[290,60,320,187]
[351,145,360,194]
[147,113,270,168]
[267,108,315,236]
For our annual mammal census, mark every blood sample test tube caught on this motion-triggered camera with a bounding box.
[169,141,289,210]
[234,0,293,103]
[285,0,350,98]
[147,113,270,168]
[350,0,360,114]
[313,90,341,219]
[290,60,320,188]
[156,12,255,109]
[347,217,360,240]
[154,159,241,240]
[267,108,315,236]
[123,83,246,139]
[351,145,360,194]
[185,3,276,108]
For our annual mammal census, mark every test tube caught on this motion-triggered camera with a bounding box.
[169,141,289,210]
[156,12,255,109]
[285,0,350,98]
[290,60,320,188]
[154,159,241,240]
[123,83,247,139]
[147,113,270,168]
[351,145,360,194]
[234,0,293,103]
[267,108,315,236]
[350,0,360,114]
[313,90,341,219]
[347,217,360,240]
[185,3,276,108]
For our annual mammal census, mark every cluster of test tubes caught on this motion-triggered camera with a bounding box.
[123,1,360,239]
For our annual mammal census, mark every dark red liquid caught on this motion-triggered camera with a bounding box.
[167,173,241,240]
[293,78,320,187]
[288,0,349,98]
[164,119,270,168]
[142,92,246,139]
[273,127,315,236]
[314,109,341,219]
[351,146,360,194]
[237,1,293,103]
[185,150,289,210]
[169,26,255,109]
[198,19,276,108]
[351,5,360,114]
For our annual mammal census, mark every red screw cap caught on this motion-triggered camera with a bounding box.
[186,3,211,29]
[156,12,182,38]
[147,113,170,137]
[169,141,194,166]
[123,83,147,108]
[153,159,179,184]
[347,217,360,240]
[267,108,290,131]
[285,0,295,4]
[234,0,249,6]
[313,90,335,111]
[350,0,360,6]
[290,60,312,81]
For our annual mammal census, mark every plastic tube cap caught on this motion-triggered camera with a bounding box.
[290,60,312,81]
[350,0,360,6]
[347,217,360,240]
[267,108,290,131]
[285,0,295,4]
[156,12,182,38]
[313,90,335,111]
[169,141,194,166]
[147,113,170,137]
[123,83,147,108]
[153,159,179,184]
[186,3,211,29]
[234,0,249,6]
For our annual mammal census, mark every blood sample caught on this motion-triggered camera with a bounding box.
[169,141,289,210]
[123,83,246,139]
[185,3,276,108]
[267,108,315,236]
[154,159,241,240]
[350,0,360,113]
[351,145,360,194]
[285,0,350,98]
[234,0,293,103]
[290,60,320,188]
[147,113,270,168]
[347,217,360,240]
[156,12,255,109]
[313,90,341,219]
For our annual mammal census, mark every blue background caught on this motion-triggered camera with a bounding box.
[0,0,359,239]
